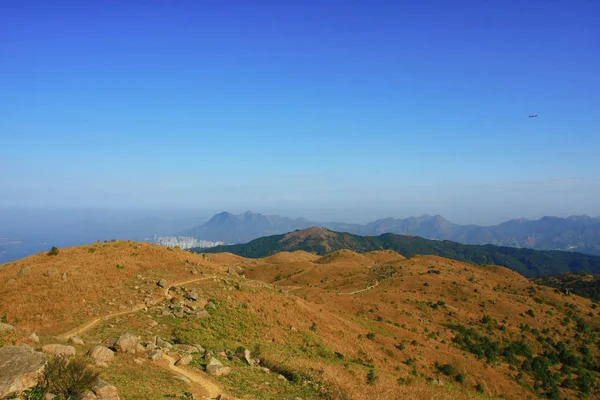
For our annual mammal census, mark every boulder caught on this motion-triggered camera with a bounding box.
[194,344,206,353]
[87,346,115,364]
[172,344,198,353]
[156,338,173,350]
[195,310,210,319]
[205,301,216,311]
[69,336,85,345]
[92,379,119,400]
[28,333,40,344]
[234,348,255,366]
[0,346,47,398]
[42,344,76,357]
[81,390,97,399]
[18,267,31,276]
[0,323,15,333]
[186,290,199,301]
[175,354,193,366]
[102,337,118,348]
[206,358,231,376]
[157,279,168,288]
[46,269,59,277]
[114,333,138,354]
[148,349,163,361]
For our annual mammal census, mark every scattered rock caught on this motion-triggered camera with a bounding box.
[258,367,271,373]
[172,375,190,383]
[0,346,47,398]
[427,377,444,386]
[156,338,173,350]
[206,358,231,376]
[18,267,31,276]
[133,358,146,365]
[195,310,210,319]
[81,390,97,399]
[278,374,287,381]
[205,301,216,311]
[157,279,168,288]
[44,393,57,400]
[172,344,198,353]
[234,348,255,366]
[28,333,40,344]
[186,290,199,301]
[46,269,59,277]
[148,321,158,327]
[194,344,205,353]
[148,349,163,361]
[42,344,76,357]
[102,337,118,348]
[92,379,120,400]
[161,310,171,317]
[62,273,68,280]
[0,323,15,333]
[69,336,85,345]
[173,310,185,318]
[175,354,193,366]
[87,346,114,364]
[136,343,146,353]
[114,333,139,354]
[6,279,16,285]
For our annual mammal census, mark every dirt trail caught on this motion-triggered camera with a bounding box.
[336,280,379,295]
[162,354,223,399]
[57,275,225,399]
[59,275,216,340]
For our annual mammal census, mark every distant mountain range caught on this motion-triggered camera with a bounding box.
[179,211,600,255]
[194,227,600,277]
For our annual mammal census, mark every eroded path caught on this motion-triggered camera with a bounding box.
[336,280,379,295]
[57,275,227,400]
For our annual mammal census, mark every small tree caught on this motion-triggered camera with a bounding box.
[47,246,59,256]
[38,356,99,399]
[366,369,377,385]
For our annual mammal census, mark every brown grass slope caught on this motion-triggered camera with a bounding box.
[1,242,599,400]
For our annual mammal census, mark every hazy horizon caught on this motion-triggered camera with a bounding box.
[2,1,599,226]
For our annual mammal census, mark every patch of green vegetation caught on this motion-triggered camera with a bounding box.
[115,264,126,270]
[47,246,59,256]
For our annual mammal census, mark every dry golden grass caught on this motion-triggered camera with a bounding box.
[2,242,599,400]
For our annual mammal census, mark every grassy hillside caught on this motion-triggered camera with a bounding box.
[533,273,600,303]
[195,228,600,277]
[2,242,599,399]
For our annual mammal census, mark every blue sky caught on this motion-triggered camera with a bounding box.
[1,0,599,224]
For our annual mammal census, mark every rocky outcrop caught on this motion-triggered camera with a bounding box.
[206,358,231,376]
[175,354,193,366]
[148,349,163,361]
[92,379,119,400]
[68,336,85,345]
[172,344,198,353]
[0,323,15,333]
[42,344,76,357]
[114,333,139,354]
[157,279,168,288]
[0,346,47,398]
[87,346,115,365]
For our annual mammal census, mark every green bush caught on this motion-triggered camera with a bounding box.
[47,246,59,256]
[37,356,99,399]
[475,383,484,393]
[366,369,377,385]
[435,362,456,376]
[455,373,466,384]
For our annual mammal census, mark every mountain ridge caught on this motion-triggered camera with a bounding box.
[179,211,600,255]
[194,227,600,277]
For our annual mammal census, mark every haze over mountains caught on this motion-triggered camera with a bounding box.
[181,211,600,255]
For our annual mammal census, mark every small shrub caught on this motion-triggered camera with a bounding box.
[37,356,99,399]
[475,383,484,393]
[47,247,59,256]
[455,373,466,384]
[309,322,317,332]
[435,362,456,376]
[366,332,376,340]
[115,264,125,270]
[526,309,535,318]
[366,369,377,385]
[88,248,96,254]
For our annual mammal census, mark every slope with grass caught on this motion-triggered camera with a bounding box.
[533,273,600,303]
[2,241,600,399]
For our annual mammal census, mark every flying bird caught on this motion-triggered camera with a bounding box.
[528,114,539,118]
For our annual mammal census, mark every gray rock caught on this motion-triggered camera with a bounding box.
[194,344,206,353]
[206,358,231,376]
[46,269,59,276]
[69,336,85,345]
[114,333,139,354]
[157,279,168,288]
[186,290,199,301]
[205,301,216,311]
[156,338,173,350]
[18,267,31,276]
[28,333,40,344]
[195,310,210,319]
[92,379,120,400]
[148,349,163,361]
[81,390,97,399]
[87,346,114,364]
[175,354,193,366]
[42,344,76,357]
[0,346,47,398]
[172,344,198,353]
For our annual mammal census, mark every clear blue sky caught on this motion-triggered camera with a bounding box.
[1,0,599,224]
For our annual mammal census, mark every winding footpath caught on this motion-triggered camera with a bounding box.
[336,280,379,295]
[57,275,226,400]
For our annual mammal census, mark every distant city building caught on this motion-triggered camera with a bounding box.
[155,236,223,249]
